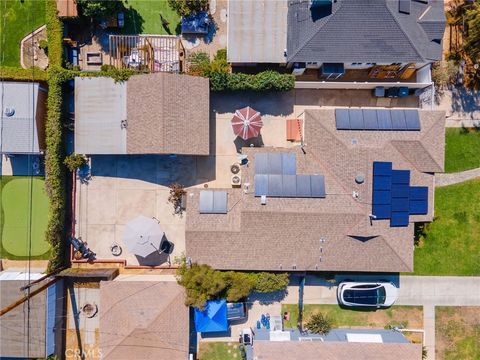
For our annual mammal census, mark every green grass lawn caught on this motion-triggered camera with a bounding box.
[436,307,480,360]
[413,179,480,275]
[121,0,181,35]
[0,0,46,67]
[198,342,242,360]
[0,176,50,259]
[445,128,480,173]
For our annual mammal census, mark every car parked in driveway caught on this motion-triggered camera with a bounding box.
[337,281,398,308]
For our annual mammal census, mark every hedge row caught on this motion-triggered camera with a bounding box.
[45,0,63,67]
[0,66,47,81]
[210,70,295,92]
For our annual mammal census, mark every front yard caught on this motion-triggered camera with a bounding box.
[413,179,480,275]
[436,306,480,360]
[445,128,480,173]
[198,342,242,360]
[0,0,46,67]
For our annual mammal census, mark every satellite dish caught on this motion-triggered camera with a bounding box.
[4,107,15,117]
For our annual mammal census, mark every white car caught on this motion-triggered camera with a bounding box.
[337,281,398,308]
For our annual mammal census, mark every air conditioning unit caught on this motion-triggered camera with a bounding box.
[306,61,321,69]
[231,174,241,187]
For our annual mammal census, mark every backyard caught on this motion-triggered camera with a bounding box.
[121,0,180,35]
[198,342,242,360]
[445,128,480,173]
[0,0,46,67]
[0,176,50,260]
[413,179,480,275]
[436,306,480,360]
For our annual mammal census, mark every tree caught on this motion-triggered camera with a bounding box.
[464,2,480,62]
[224,272,255,302]
[253,272,289,293]
[431,61,458,89]
[77,0,123,19]
[64,154,87,172]
[167,0,208,17]
[305,313,333,335]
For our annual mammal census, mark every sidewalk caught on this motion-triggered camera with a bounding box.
[435,167,480,187]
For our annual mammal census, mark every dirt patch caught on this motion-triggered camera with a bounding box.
[436,306,480,360]
[21,25,48,69]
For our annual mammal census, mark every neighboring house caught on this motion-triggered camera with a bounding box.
[99,281,190,360]
[228,0,445,82]
[0,272,63,359]
[74,73,210,155]
[0,82,47,154]
[185,108,445,272]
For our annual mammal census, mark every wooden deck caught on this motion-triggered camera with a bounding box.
[295,68,418,83]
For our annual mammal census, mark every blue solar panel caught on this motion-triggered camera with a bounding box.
[391,109,407,130]
[391,184,410,198]
[254,175,268,196]
[296,175,312,197]
[392,170,410,184]
[268,175,283,196]
[282,175,297,197]
[363,109,378,130]
[409,200,428,215]
[310,175,326,198]
[390,212,409,227]
[404,110,421,130]
[392,198,409,212]
[268,153,283,175]
[372,204,391,219]
[255,154,268,175]
[349,109,364,129]
[373,162,392,176]
[377,109,393,130]
[335,109,350,129]
[373,190,391,205]
[373,175,392,191]
[282,153,297,175]
[410,186,428,200]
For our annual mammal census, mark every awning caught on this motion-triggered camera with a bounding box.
[194,300,228,333]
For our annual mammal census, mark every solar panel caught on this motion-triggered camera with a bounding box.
[373,191,391,205]
[335,109,350,129]
[282,175,297,197]
[363,109,378,130]
[410,186,428,200]
[213,191,228,213]
[392,170,410,184]
[377,109,393,130]
[268,174,283,197]
[391,198,409,212]
[404,109,421,130]
[373,162,392,176]
[296,175,312,197]
[199,190,214,213]
[390,212,409,227]
[372,204,391,219]
[349,109,364,129]
[391,184,410,198]
[282,153,297,175]
[310,175,326,198]
[391,109,407,130]
[373,175,392,191]
[255,154,268,175]
[409,200,428,215]
[254,175,268,196]
[268,153,283,175]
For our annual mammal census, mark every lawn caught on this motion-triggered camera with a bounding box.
[121,0,181,35]
[413,179,480,275]
[0,0,46,67]
[0,176,51,259]
[436,306,480,360]
[445,128,480,173]
[282,304,423,331]
[198,342,242,360]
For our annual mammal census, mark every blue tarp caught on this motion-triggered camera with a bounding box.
[194,300,228,333]
[181,11,210,34]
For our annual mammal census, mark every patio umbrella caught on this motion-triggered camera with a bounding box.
[231,106,263,140]
[194,300,228,333]
[122,215,164,258]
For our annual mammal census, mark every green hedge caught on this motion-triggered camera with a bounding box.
[45,0,63,67]
[210,70,295,92]
[0,66,48,81]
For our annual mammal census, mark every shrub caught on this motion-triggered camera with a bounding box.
[77,0,123,19]
[187,49,230,78]
[224,272,255,302]
[210,70,295,92]
[168,0,208,17]
[64,154,87,172]
[305,313,333,335]
[254,272,289,293]
[209,71,229,91]
[431,61,458,89]
[46,0,63,67]
[0,66,47,81]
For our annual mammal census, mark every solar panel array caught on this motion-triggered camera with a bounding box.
[254,153,326,198]
[199,190,228,214]
[372,161,428,227]
[336,109,421,131]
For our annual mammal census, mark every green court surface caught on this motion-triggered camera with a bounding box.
[0,176,50,259]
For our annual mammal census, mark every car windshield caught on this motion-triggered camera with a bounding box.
[343,287,384,305]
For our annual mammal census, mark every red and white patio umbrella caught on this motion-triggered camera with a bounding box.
[231,106,263,140]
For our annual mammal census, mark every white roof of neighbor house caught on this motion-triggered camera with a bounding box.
[227,0,288,63]
[0,82,41,154]
[75,77,127,154]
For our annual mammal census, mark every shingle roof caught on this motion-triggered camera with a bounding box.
[254,341,422,360]
[127,73,210,155]
[287,0,445,63]
[99,281,189,360]
[185,109,445,272]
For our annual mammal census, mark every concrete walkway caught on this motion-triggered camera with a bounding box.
[435,167,480,187]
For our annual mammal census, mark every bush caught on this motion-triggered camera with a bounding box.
[187,49,230,78]
[77,0,123,19]
[254,272,289,293]
[168,0,208,17]
[0,66,47,81]
[211,70,295,92]
[305,313,333,335]
[46,0,63,67]
[64,154,87,172]
[432,61,458,89]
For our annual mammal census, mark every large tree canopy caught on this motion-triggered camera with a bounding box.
[464,2,480,62]
[77,0,123,19]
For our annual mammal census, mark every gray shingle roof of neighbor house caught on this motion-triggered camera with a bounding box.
[185,109,446,272]
[99,281,189,360]
[0,82,45,154]
[74,73,210,155]
[287,0,446,63]
[254,341,423,360]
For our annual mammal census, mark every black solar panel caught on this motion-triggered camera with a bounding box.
[404,109,421,130]
[376,109,393,130]
[336,109,420,131]
[310,175,326,198]
[296,175,312,197]
[255,154,268,175]
[268,153,283,175]
[282,153,297,175]
[348,109,364,129]
[335,109,350,129]
[363,109,378,130]
[282,175,297,197]
[268,174,283,196]
[391,109,407,130]
[254,175,268,196]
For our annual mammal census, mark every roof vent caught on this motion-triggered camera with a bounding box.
[81,303,98,318]
[399,0,411,14]
[355,174,365,184]
[4,107,15,117]
[351,138,358,145]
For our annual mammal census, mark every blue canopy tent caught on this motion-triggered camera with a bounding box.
[194,300,228,333]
